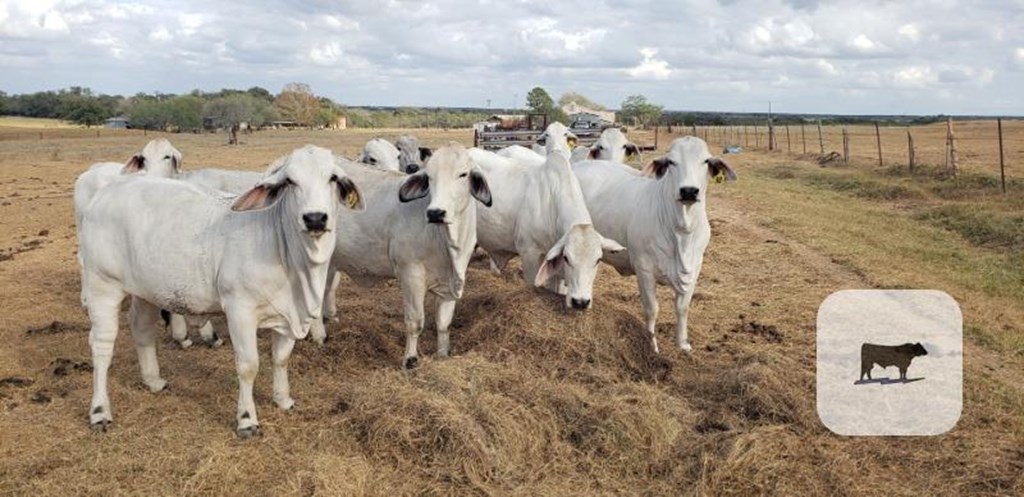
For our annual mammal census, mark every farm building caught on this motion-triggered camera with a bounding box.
[474,114,527,132]
[562,102,615,128]
[103,116,129,129]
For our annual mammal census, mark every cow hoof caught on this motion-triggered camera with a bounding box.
[276,398,295,411]
[679,343,693,353]
[146,379,168,393]
[205,333,224,348]
[404,356,419,370]
[90,419,112,432]
[178,338,193,349]
[237,425,262,439]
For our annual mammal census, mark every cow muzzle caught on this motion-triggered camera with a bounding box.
[426,208,447,224]
[569,297,592,310]
[678,186,700,203]
[405,163,420,174]
[302,212,329,234]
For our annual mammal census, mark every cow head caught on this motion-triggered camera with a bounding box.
[395,135,431,174]
[912,342,928,357]
[360,138,402,172]
[535,224,625,309]
[121,138,182,177]
[233,146,363,256]
[588,127,640,163]
[643,136,736,207]
[398,143,491,238]
[535,122,578,159]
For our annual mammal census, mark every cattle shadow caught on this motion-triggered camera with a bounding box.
[854,377,925,385]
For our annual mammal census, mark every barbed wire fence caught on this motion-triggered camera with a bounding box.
[663,119,1018,194]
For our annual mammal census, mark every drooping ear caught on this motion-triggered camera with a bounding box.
[122,154,145,174]
[624,143,640,159]
[232,169,289,211]
[171,154,182,173]
[419,147,432,162]
[642,157,671,179]
[469,169,492,207]
[600,236,626,254]
[707,157,737,181]
[333,171,364,211]
[588,146,601,160]
[534,239,567,287]
[398,172,429,203]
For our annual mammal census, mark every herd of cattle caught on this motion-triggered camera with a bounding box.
[71,123,737,437]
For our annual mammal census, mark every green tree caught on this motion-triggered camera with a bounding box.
[166,95,204,132]
[526,86,568,124]
[557,91,606,111]
[60,96,112,127]
[619,94,663,129]
[128,99,170,130]
[204,94,270,144]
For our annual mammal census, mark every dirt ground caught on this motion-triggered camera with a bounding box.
[0,126,1021,496]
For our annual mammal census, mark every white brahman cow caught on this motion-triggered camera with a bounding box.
[78,145,363,437]
[496,122,578,166]
[395,135,432,173]
[467,147,624,309]
[573,137,736,353]
[359,138,403,172]
[584,127,640,163]
[313,143,491,368]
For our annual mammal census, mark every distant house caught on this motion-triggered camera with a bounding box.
[329,115,347,130]
[104,116,129,129]
[562,102,615,129]
[270,120,301,129]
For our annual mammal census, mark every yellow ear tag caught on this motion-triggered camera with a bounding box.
[346,191,360,209]
[567,138,577,148]
[714,172,726,184]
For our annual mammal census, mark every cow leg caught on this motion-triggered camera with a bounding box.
[128,297,168,393]
[637,271,660,354]
[674,289,694,352]
[400,265,427,369]
[197,320,222,347]
[169,313,192,348]
[324,270,341,323]
[899,367,907,380]
[436,298,456,358]
[271,332,296,410]
[225,308,261,438]
[85,279,125,431]
[520,250,543,288]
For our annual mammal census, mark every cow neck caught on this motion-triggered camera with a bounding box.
[651,172,706,281]
[428,202,477,299]
[266,200,333,339]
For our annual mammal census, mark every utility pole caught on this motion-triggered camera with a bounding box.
[768,100,775,151]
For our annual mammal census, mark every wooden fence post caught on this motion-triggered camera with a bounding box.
[874,122,884,168]
[946,118,959,178]
[754,124,760,148]
[907,127,915,172]
[768,119,775,151]
[817,120,824,155]
[842,126,850,164]
[785,125,791,153]
[744,125,749,147]
[691,124,697,137]
[998,118,1006,193]
[801,124,806,154]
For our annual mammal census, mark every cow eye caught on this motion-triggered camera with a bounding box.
[458,172,468,178]
[164,155,172,160]
[284,177,295,186]
[537,137,547,146]
[562,254,571,267]
[368,157,377,164]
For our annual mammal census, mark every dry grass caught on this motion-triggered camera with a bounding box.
[0,127,1022,496]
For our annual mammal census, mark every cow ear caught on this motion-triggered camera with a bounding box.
[707,157,737,181]
[469,169,492,207]
[642,157,671,178]
[534,239,567,287]
[566,133,578,148]
[122,154,145,174]
[171,154,182,173]
[333,173,364,211]
[419,147,432,162]
[233,170,288,211]
[588,146,601,160]
[600,236,626,254]
[624,143,640,159]
[398,172,429,203]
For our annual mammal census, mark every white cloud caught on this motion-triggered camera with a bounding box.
[850,34,877,52]
[893,65,936,87]
[309,41,342,65]
[627,47,672,80]
[898,23,920,42]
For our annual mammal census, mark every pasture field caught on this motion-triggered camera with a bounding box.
[0,126,1021,496]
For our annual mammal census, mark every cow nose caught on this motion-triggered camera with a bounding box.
[570,298,591,310]
[678,187,700,202]
[405,164,420,174]
[426,208,447,223]
[302,212,328,231]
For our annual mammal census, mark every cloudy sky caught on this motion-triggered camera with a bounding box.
[1,0,1022,115]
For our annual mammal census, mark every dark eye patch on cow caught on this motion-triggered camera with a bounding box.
[458,172,468,178]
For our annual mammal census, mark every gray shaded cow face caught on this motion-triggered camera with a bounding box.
[643,137,736,205]
[360,138,402,172]
[233,145,363,240]
[535,224,625,309]
[535,122,578,158]
[395,135,431,174]
[121,138,182,177]
[398,143,491,225]
[589,128,639,163]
